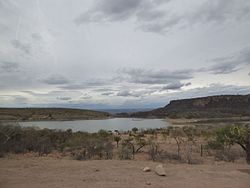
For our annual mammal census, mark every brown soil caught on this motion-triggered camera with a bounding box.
[0,156,250,188]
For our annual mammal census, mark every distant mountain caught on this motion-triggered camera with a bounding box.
[0,108,110,121]
[97,108,153,114]
[131,94,250,119]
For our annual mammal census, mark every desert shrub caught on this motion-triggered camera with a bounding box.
[114,135,121,148]
[132,127,138,133]
[144,128,156,135]
[118,138,134,160]
[157,151,182,162]
[147,139,159,161]
[0,123,113,158]
[214,149,241,162]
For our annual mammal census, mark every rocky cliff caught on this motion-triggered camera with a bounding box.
[131,94,250,118]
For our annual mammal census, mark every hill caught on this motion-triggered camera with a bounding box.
[0,108,110,121]
[131,94,250,119]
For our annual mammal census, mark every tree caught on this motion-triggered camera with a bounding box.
[169,127,185,160]
[132,127,138,133]
[209,125,250,164]
[114,136,121,148]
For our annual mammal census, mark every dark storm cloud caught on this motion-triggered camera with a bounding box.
[11,39,31,54]
[0,61,19,73]
[118,68,193,84]
[161,82,191,91]
[75,0,250,34]
[41,75,70,85]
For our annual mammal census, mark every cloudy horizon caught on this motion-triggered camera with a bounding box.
[0,0,250,109]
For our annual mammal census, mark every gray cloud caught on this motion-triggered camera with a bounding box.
[0,61,19,73]
[11,39,31,54]
[202,46,250,74]
[116,89,156,98]
[75,0,250,34]
[57,96,71,101]
[41,75,70,85]
[117,90,132,97]
[118,68,193,84]
[102,92,114,96]
[140,0,250,34]
[59,79,107,90]
[81,93,92,100]
[31,33,42,41]
[203,63,240,74]
[161,82,191,91]
[75,0,143,24]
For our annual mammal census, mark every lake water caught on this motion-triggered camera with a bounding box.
[19,118,170,133]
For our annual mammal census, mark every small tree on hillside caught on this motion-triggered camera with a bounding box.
[114,136,121,148]
[209,125,250,164]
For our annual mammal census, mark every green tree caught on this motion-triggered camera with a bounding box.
[209,125,250,164]
[114,136,121,148]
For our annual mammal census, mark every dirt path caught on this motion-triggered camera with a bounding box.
[0,156,250,188]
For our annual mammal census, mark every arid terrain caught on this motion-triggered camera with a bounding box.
[0,108,110,121]
[0,155,250,188]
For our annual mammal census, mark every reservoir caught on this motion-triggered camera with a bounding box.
[19,118,170,132]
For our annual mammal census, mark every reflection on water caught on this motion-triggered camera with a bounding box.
[19,118,169,133]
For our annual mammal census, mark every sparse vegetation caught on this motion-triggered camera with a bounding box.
[0,122,249,164]
[0,108,110,121]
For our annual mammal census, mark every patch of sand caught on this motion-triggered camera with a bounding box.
[0,156,250,188]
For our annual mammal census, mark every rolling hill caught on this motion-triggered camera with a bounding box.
[0,108,110,121]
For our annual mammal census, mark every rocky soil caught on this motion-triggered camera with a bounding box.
[0,156,250,188]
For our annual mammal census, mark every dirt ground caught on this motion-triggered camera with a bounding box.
[0,156,250,188]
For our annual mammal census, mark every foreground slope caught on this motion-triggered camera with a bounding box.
[0,157,249,188]
[0,108,110,121]
[131,94,250,118]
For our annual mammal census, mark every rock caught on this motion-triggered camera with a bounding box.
[155,164,166,176]
[143,167,151,172]
[146,181,151,185]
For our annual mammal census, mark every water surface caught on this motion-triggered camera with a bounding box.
[19,118,169,132]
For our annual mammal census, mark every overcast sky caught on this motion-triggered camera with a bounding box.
[0,0,250,109]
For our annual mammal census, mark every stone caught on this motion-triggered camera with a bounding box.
[146,181,151,185]
[155,164,166,176]
[143,166,151,172]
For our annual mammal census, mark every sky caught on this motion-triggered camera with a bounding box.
[0,0,250,109]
